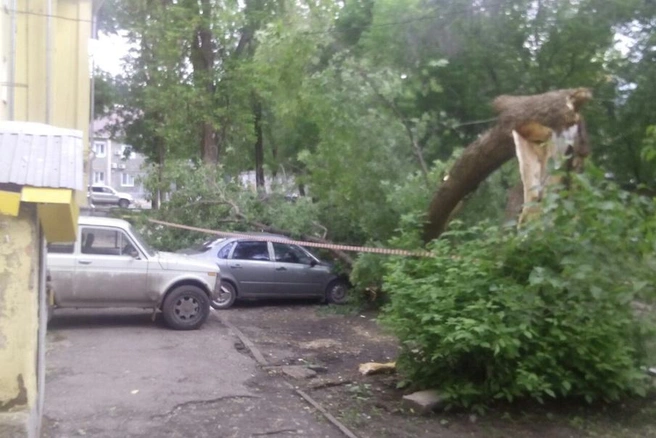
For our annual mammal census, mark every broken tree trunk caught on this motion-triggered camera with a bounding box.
[423,88,592,242]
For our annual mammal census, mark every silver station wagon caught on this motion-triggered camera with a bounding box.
[47,216,222,330]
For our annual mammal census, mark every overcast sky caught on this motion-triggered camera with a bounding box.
[89,28,634,78]
[90,33,131,76]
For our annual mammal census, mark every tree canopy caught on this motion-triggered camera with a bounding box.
[98,0,656,240]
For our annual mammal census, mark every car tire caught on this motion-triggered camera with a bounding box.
[210,281,237,310]
[162,285,210,330]
[325,280,349,304]
[118,198,130,208]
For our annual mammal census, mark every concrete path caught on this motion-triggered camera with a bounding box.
[42,309,341,438]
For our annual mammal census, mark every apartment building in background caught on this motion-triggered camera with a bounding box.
[91,118,149,207]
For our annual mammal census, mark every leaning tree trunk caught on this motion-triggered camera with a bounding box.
[423,88,592,242]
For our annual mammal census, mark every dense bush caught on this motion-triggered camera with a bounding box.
[133,162,322,252]
[382,170,656,410]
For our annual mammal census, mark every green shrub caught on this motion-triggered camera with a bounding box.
[133,161,323,252]
[382,170,656,410]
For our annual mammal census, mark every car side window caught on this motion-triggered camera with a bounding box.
[217,242,235,259]
[232,241,270,261]
[273,243,312,264]
[81,227,135,256]
[47,242,75,254]
[92,187,102,193]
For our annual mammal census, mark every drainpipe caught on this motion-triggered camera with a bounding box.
[88,0,107,192]
[46,0,53,123]
[8,0,17,120]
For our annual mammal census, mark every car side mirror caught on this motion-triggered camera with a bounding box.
[309,259,318,267]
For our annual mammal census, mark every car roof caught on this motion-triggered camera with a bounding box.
[78,215,131,228]
[224,233,290,242]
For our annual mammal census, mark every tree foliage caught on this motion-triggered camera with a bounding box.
[382,171,656,409]
[99,0,656,403]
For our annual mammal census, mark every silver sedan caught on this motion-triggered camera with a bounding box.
[179,235,349,309]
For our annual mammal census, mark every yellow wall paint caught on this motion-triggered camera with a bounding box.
[20,188,73,204]
[37,199,79,243]
[52,0,91,145]
[20,188,79,241]
[0,1,90,434]
[0,191,21,216]
[0,206,39,411]
[5,0,91,204]
[14,0,48,123]
[0,8,11,120]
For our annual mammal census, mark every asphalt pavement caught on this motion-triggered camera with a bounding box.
[42,309,342,438]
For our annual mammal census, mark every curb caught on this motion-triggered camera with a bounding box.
[215,312,360,438]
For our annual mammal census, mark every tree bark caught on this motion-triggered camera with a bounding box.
[423,88,592,242]
[253,98,265,190]
[152,138,165,210]
[191,0,218,165]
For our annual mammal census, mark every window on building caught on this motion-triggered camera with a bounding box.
[93,171,105,184]
[93,141,106,157]
[121,173,135,187]
[120,145,136,159]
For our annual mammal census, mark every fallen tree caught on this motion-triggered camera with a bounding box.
[423,88,592,242]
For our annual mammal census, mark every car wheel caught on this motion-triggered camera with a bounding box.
[118,198,130,208]
[325,280,349,304]
[210,281,237,310]
[162,285,210,330]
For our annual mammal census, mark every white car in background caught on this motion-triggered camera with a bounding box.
[47,216,222,330]
[89,184,134,208]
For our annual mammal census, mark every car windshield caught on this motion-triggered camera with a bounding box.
[128,224,157,257]
[179,238,226,255]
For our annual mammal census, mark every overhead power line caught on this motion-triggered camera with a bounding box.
[11,8,93,23]
[299,4,492,36]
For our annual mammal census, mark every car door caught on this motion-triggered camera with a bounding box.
[90,186,104,204]
[103,187,119,204]
[271,243,326,296]
[226,240,276,296]
[70,226,150,307]
[91,186,109,204]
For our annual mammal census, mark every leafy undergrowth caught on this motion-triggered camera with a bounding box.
[382,170,656,411]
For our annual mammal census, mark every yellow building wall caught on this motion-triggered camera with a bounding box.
[0,2,91,435]
[2,0,91,204]
[12,0,91,134]
[0,206,40,436]
[52,0,92,144]
[0,7,10,120]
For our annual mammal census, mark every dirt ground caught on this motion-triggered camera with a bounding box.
[221,301,656,438]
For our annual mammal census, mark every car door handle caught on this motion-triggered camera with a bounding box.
[78,260,92,265]
[230,264,242,269]
[276,267,287,271]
